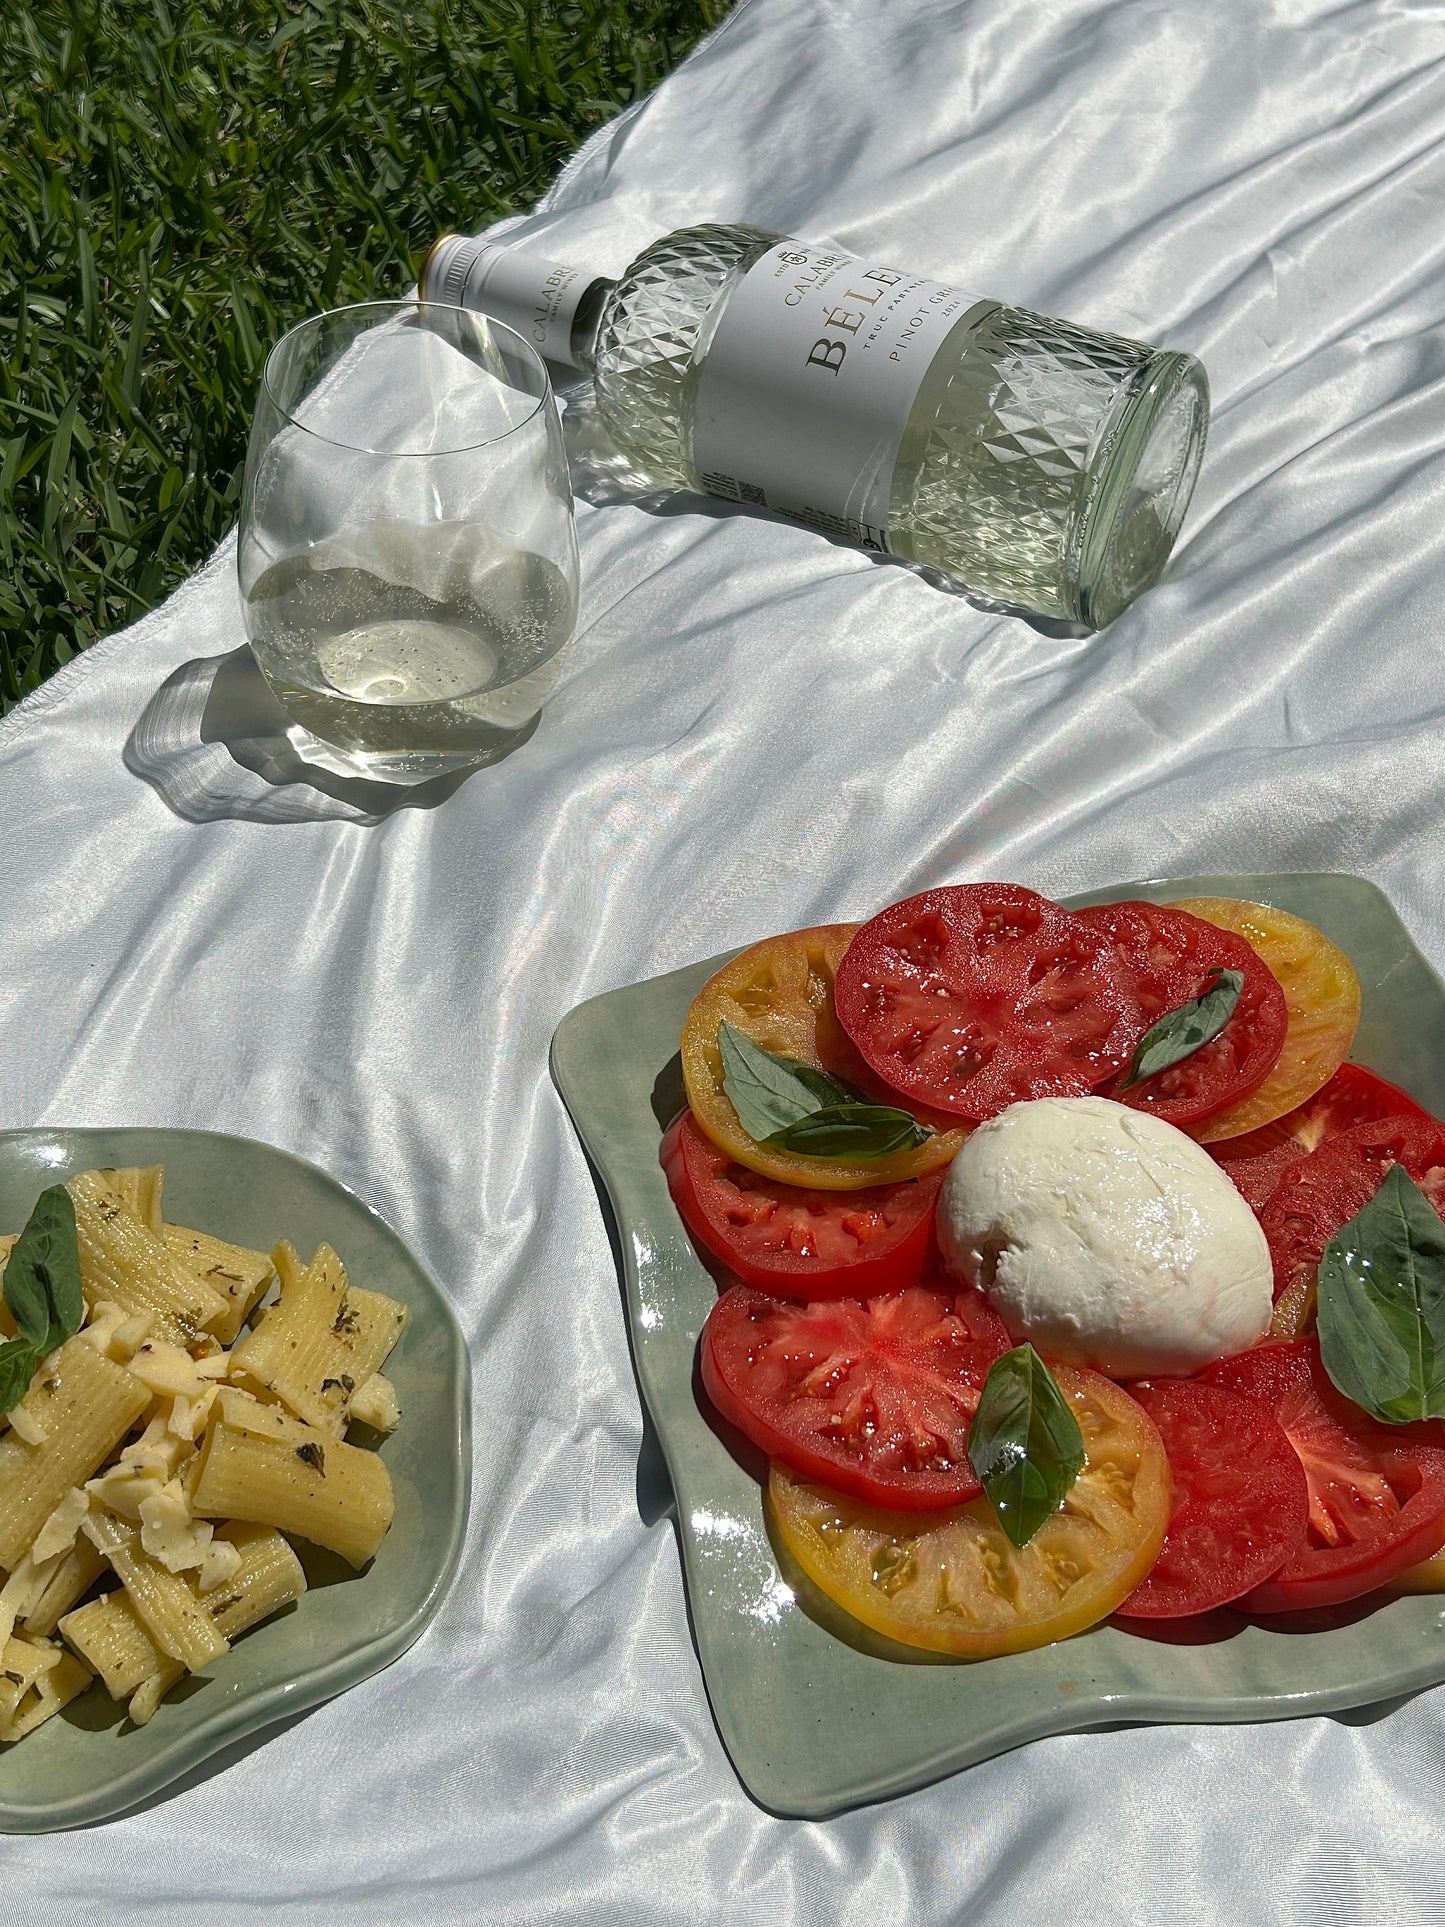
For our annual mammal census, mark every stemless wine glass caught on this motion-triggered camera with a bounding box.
[238,299,578,783]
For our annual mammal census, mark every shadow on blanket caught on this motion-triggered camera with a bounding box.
[124,645,536,826]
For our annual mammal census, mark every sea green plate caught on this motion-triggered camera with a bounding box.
[551,872,1445,1818]
[0,1129,470,1835]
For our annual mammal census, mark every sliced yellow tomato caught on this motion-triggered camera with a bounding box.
[1269,1277,1316,1343]
[768,1366,1170,1658]
[1167,898,1360,1143]
[680,924,967,1190]
[1394,1546,1445,1594]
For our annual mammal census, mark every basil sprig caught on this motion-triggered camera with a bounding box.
[1317,1163,1445,1425]
[967,1345,1085,1549]
[1120,967,1243,1090]
[0,1185,85,1415]
[717,1021,930,1160]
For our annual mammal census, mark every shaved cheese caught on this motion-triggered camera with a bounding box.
[86,1463,165,1524]
[0,1549,66,1650]
[167,1382,220,1444]
[197,1537,243,1595]
[80,1301,157,1364]
[138,1480,214,1574]
[6,1402,46,1446]
[126,1340,212,1402]
[348,1372,400,1436]
[122,1414,186,1475]
[32,1487,90,1565]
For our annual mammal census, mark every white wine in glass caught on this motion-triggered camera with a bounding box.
[239,299,578,783]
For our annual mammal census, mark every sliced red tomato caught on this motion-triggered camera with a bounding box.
[1114,1380,1308,1618]
[1260,1113,1445,1337]
[833,882,1141,1122]
[1200,1340,1445,1611]
[1076,900,1287,1128]
[699,1282,1011,1510]
[660,1111,941,1300]
[1209,1065,1433,1215]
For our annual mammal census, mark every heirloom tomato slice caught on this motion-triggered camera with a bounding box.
[699,1282,1010,1510]
[660,1110,941,1300]
[768,1367,1170,1658]
[680,924,966,1190]
[1209,1064,1432,1216]
[1201,1339,1445,1612]
[1166,898,1360,1142]
[1077,900,1287,1127]
[1394,1544,1445,1593]
[1114,1380,1307,1618]
[833,883,1140,1122]
[1260,1112,1445,1338]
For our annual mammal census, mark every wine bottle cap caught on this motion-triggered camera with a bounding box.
[420,234,604,370]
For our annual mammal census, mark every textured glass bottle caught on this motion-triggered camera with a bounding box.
[424,224,1208,629]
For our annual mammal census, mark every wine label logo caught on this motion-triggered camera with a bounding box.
[691,241,979,545]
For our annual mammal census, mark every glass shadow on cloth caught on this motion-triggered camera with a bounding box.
[124,645,537,827]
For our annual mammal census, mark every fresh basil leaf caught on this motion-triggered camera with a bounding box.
[967,1345,1086,1549]
[1317,1162,1445,1425]
[0,1339,38,1417]
[717,1020,851,1142]
[764,1104,932,1159]
[1120,967,1244,1090]
[4,1183,85,1357]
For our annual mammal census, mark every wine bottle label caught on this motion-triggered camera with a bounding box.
[690,240,983,550]
[428,238,596,367]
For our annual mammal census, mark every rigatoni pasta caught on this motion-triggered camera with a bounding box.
[0,1340,150,1569]
[192,1391,395,1568]
[69,1171,229,1345]
[228,1243,407,1435]
[0,1166,406,1750]
[0,1633,92,1744]
[162,1226,275,1349]
[21,1534,108,1638]
[62,1524,307,1724]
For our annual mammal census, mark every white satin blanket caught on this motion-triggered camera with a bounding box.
[7,0,1445,1918]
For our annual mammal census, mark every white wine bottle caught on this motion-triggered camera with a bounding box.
[422,225,1208,628]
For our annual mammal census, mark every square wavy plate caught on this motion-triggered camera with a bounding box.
[0,1128,470,1835]
[552,872,1445,1818]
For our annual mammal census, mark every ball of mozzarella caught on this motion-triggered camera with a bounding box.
[937,1096,1272,1378]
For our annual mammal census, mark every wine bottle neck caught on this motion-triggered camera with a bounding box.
[420,234,613,372]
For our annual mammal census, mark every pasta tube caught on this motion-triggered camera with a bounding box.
[69,1171,228,1344]
[0,1633,91,1743]
[0,1339,149,1570]
[229,1244,406,1436]
[83,1509,229,1673]
[62,1524,307,1718]
[93,1166,165,1233]
[57,1591,160,1701]
[191,1391,394,1568]
[21,1534,108,1639]
[162,1226,274,1348]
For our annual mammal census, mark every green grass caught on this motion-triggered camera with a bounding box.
[0,0,729,710]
